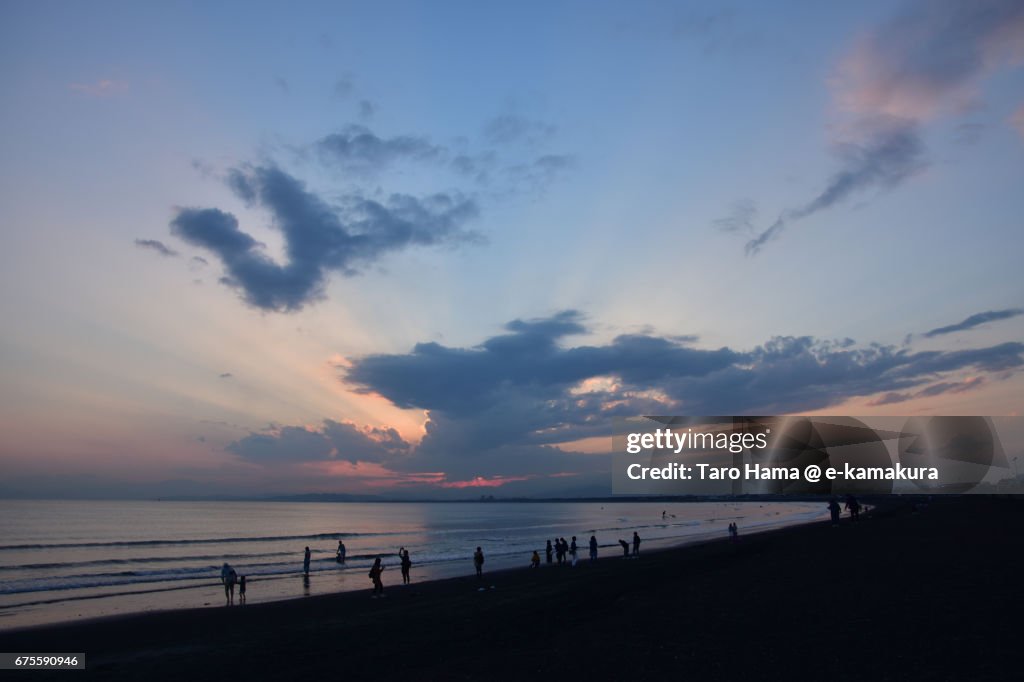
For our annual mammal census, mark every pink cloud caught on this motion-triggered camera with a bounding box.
[438,474,534,489]
[1011,104,1024,139]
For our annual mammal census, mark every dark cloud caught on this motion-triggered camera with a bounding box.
[924,308,1024,337]
[191,256,209,266]
[171,165,480,311]
[344,311,1024,461]
[317,125,443,173]
[745,121,926,254]
[134,238,179,258]
[358,99,376,120]
[227,420,411,464]
[219,372,233,379]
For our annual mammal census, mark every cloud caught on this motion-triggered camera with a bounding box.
[745,120,926,254]
[739,0,1024,254]
[866,376,986,405]
[358,99,376,120]
[134,238,179,257]
[317,125,443,174]
[923,308,1024,337]
[226,309,1021,487]
[713,199,757,234]
[171,165,480,311]
[483,115,556,146]
[274,76,289,93]
[344,311,1024,467]
[219,372,233,379]
[833,0,1024,120]
[333,77,353,99]
[227,420,411,464]
[69,79,128,97]
[1012,104,1024,139]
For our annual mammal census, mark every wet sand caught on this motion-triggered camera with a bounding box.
[2,496,1020,680]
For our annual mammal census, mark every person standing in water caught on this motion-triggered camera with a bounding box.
[570,536,578,567]
[531,551,541,568]
[618,539,630,557]
[589,535,598,563]
[303,546,311,577]
[546,539,553,565]
[473,546,485,578]
[336,540,346,564]
[632,532,641,557]
[400,549,412,585]
[220,562,237,605]
[368,556,384,597]
[239,575,247,604]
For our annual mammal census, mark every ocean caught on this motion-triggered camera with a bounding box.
[0,499,827,629]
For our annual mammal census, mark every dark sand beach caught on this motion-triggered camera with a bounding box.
[2,496,1021,681]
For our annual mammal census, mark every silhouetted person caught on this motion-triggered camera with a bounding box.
[220,562,237,605]
[589,535,598,563]
[239,575,246,604]
[303,546,311,576]
[531,551,541,568]
[336,540,346,564]
[369,556,384,596]
[570,536,578,567]
[828,497,842,526]
[546,540,554,564]
[632,532,641,557]
[619,539,630,557]
[400,549,412,584]
[845,494,861,522]
[474,546,485,578]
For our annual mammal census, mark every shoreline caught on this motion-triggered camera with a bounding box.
[2,496,1020,680]
[0,500,825,630]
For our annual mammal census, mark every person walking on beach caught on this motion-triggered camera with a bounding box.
[531,550,541,568]
[618,539,630,557]
[728,522,738,541]
[400,549,412,585]
[570,536,578,567]
[828,497,842,526]
[474,546,485,578]
[589,535,598,563]
[555,538,564,565]
[220,562,237,605]
[303,546,311,576]
[632,532,641,557]
[546,539,553,565]
[336,540,346,564]
[239,575,247,604]
[369,556,384,597]
[845,494,861,522]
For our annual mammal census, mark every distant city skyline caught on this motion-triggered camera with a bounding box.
[1,0,1023,498]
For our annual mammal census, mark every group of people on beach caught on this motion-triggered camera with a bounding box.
[220,563,246,605]
[219,521,664,604]
[829,494,862,525]
[615,532,641,558]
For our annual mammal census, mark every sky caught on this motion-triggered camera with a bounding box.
[1,0,1023,499]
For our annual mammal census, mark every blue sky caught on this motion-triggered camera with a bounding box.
[1,0,1022,498]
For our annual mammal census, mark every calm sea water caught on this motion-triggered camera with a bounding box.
[0,500,826,629]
